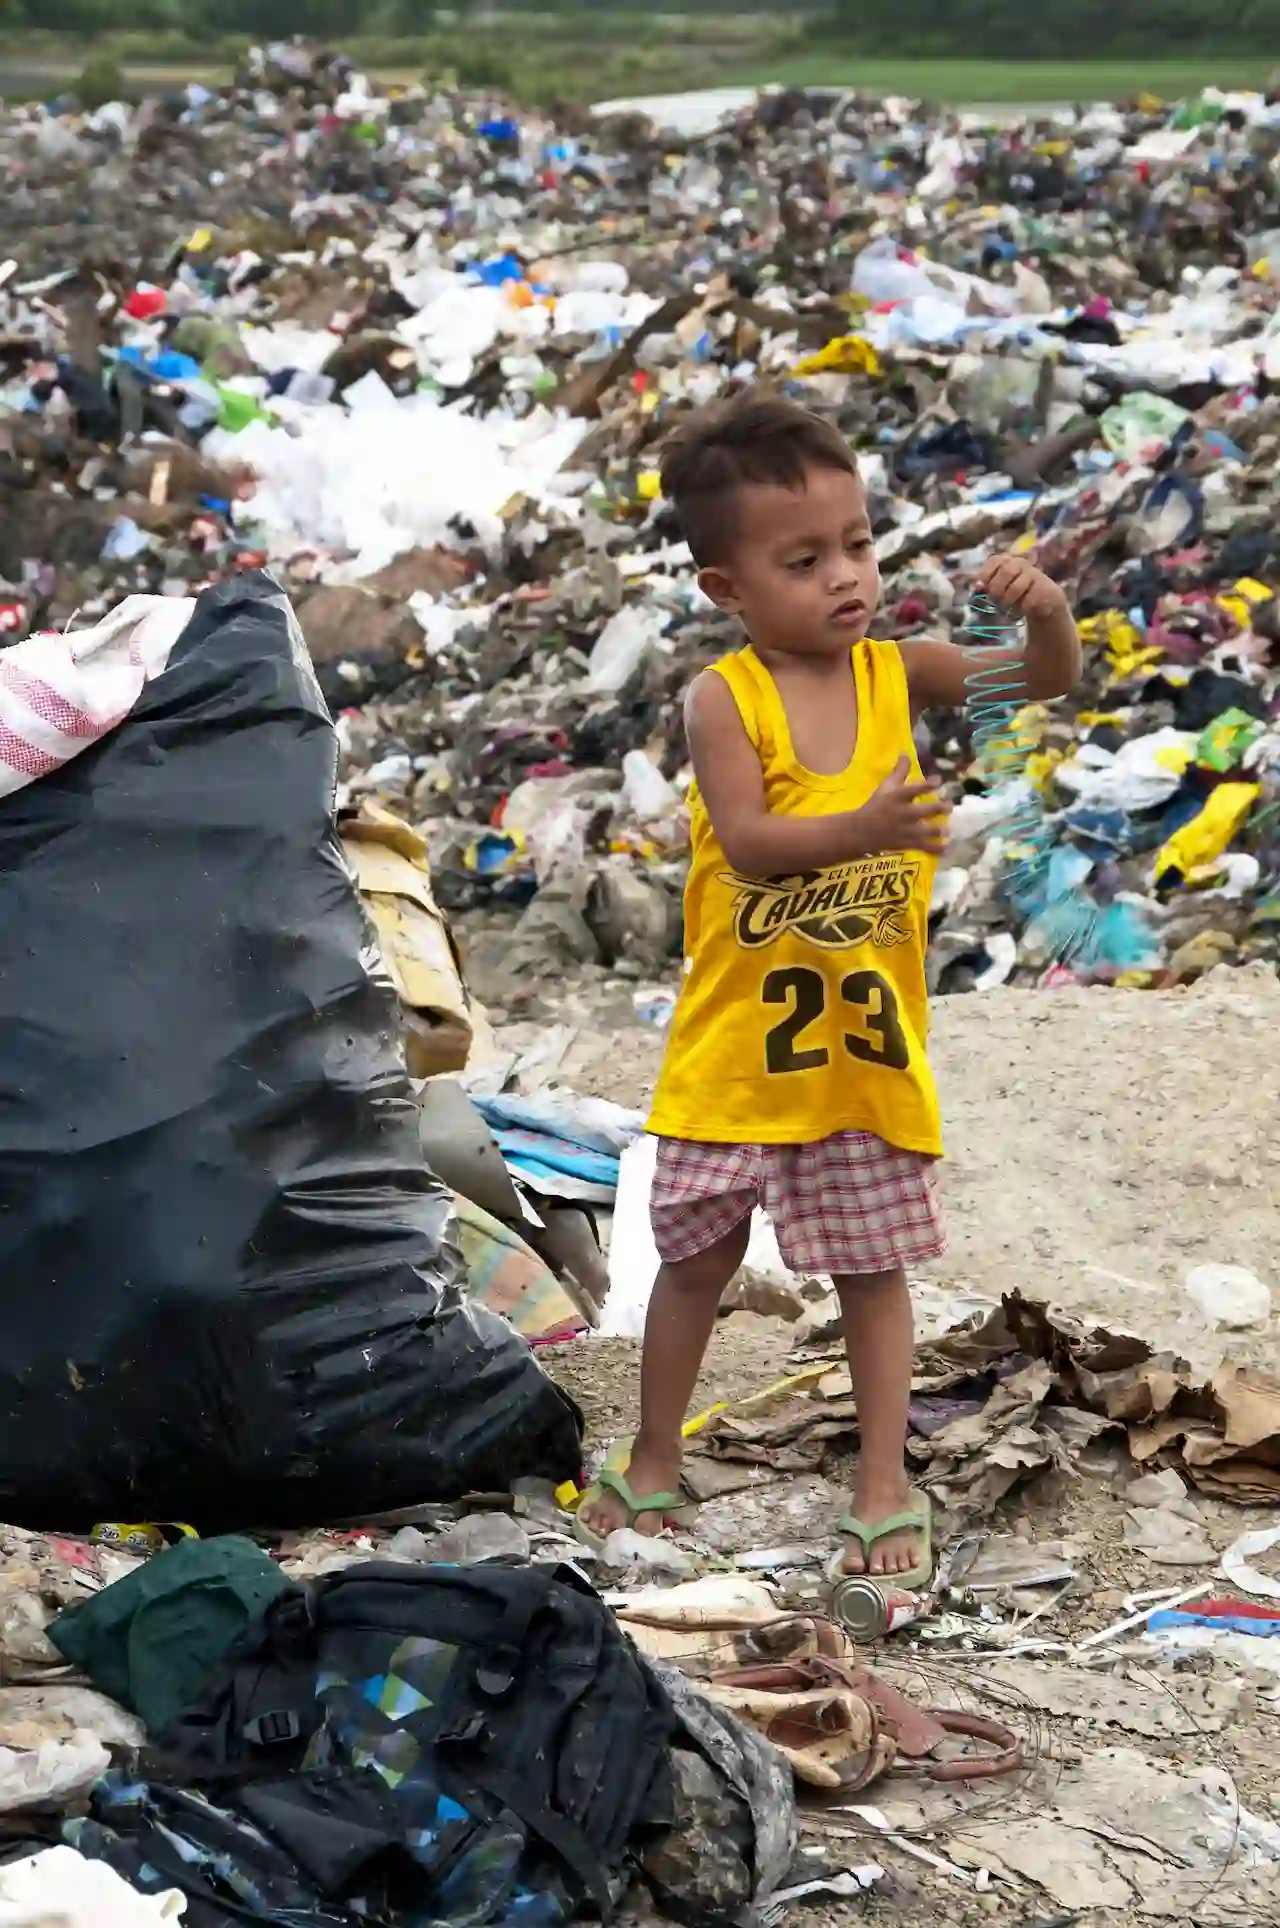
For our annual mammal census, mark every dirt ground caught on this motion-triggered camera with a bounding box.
[546,1316,1280,1928]
[532,966,1280,1928]
[534,962,1280,1370]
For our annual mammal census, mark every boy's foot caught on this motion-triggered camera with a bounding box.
[838,1478,927,1578]
[577,1443,685,1542]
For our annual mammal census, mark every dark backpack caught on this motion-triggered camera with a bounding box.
[81,1560,677,1928]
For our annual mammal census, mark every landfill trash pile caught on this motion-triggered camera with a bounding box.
[3,55,1280,995]
[4,45,1280,1928]
[0,679,1270,1918]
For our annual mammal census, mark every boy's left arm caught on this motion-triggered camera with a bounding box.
[898,553,1083,715]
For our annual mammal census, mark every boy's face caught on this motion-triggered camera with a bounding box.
[697,463,880,659]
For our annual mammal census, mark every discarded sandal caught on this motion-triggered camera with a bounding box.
[702,1660,895,1791]
[620,1607,851,1677]
[832,1488,934,1590]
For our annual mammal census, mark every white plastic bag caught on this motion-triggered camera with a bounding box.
[408,593,488,658]
[557,260,629,296]
[621,749,680,823]
[1053,729,1198,812]
[0,1733,109,1814]
[850,238,934,307]
[0,1844,185,1925]
[1185,1263,1271,1329]
[212,396,585,578]
[502,774,594,885]
[584,606,663,694]
[1221,1524,1280,1601]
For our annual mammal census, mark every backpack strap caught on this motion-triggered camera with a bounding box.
[472,1571,553,1698]
[447,1566,629,1913]
[445,1760,615,1916]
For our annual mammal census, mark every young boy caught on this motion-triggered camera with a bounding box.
[579,391,1081,1581]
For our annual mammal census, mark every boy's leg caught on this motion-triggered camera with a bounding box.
[833,1266,919,1576]
[577,1219,750,1541]
[767,1133,943,1579]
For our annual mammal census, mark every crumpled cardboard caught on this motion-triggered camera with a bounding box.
[340,801,473,1077]
[712,1290,1280,1527]
[1004,1295,1280,1502]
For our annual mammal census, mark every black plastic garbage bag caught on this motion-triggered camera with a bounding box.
[0,573,582,1530]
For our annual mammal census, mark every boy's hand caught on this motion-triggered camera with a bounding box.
[977,553,1070,623]
[856,757,951,856]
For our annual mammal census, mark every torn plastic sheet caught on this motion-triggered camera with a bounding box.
[0,598,194,800]
[0,1845,185,1925]
[1150,1606,1280,1635]
[1221,1523,1280,1600]
[758,1869,884,1921]
[590,86,762,136]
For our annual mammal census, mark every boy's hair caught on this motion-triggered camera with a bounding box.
[659,389,859,568]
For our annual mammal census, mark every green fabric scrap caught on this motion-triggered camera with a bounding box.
[50,1535,288,1734]
[1196,707,1264,773]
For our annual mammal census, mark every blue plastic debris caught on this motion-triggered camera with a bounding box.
[468,254,524,288]
[1150,1609,1280,1637]
[116,345,203,384]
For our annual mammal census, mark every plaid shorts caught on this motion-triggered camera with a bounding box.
[650,1131,946,1276]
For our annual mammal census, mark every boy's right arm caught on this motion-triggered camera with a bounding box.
[686,672,951,879]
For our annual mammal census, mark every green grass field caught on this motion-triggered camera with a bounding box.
[730,54,1273,101]
[2,29,1272,109]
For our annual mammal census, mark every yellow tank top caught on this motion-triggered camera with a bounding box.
[648,639,942,1154]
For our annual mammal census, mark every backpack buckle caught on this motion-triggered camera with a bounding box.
[475,1653,517,1697]
[244,1709,303,1746]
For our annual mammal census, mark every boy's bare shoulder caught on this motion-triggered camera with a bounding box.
[683,664,733,723]
[685,664,722,701]
[684,666,759,781]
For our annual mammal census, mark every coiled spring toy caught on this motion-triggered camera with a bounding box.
[962,588,1099,965]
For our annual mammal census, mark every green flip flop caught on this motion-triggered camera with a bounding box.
[574,1464,698,1555]
[832,1488,934,1590]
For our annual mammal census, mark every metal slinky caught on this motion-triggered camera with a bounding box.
[961,589,1096,959]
